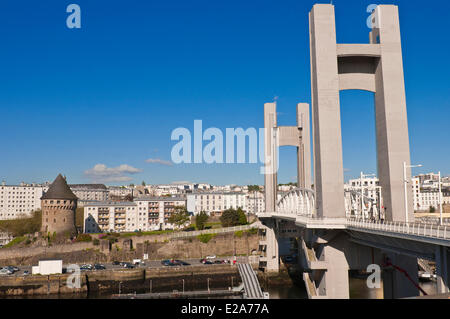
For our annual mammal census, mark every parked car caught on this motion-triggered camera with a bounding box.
[214,260,226,264]
[94,264,106,270]
[206,255,216,259]
[80,264,93,271]
[200,258,207,264]
[4,266,16,274]
[112,261,120,265]
[23,270,30,276]
[175,260,190,266]
[204,260,213,265]
[0,268,12,275]
[123,263,134,269]
[161,259,171,266]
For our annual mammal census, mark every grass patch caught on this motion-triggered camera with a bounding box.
[0,210,41,237]
[2,236,26,248]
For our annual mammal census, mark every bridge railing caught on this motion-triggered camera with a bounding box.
[276,188,316,217]
[346,218,450,240]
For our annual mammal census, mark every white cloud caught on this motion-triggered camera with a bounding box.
[84,164,142,183]
[145,158,173,166]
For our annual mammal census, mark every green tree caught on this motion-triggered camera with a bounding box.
[195,211,209,230]
[142,181,146,186]
[220,208,240,227]
[237,207,247,225]
[248,185,261,192]
[430,206,436,213]
[168,206,190,229]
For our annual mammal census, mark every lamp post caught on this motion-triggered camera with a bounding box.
[439,171,443,225]
[403,162,422,223]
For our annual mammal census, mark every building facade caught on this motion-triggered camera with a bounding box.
[84,201,137,233]
[83,196,186,233]
[0,181,48,220]
[69,184,108,206]
[186,192,246,215]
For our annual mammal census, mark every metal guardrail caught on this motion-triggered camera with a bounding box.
[346,218,450,240]
[169,224,257,239]
[262,209,450,241]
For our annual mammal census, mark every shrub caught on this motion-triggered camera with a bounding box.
[197,233,215,243]
[195,211,209,230]
[220,209,240,227]
[93,239,100,246]
[75,234,92,242]
[246,228,258,235]
[234,230,244,238]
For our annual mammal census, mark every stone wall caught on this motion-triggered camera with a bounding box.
[0,231,259,266]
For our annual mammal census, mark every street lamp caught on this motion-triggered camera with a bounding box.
[403,162,422,223]
[439,171,443,225]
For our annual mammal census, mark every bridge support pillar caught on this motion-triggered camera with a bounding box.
[435,246,450,294]
[262,220,280,273]
[314,231,350,298]
[382,253,419,299]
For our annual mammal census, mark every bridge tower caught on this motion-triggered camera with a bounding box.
[307,3,417,298]
[264,102,311,212]
[261,102,311,272]
[310,4,413,222]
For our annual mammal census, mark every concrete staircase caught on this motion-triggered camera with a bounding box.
[300,238,328,299]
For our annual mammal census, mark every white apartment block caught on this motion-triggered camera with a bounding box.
[134,197,186,230]
[84,201,136,233]
[84,197,187,233]
[186,192,246,215]
[107,186,133,198]
[0,182,48,220]
[69,184,108,206]
[245,191,265,214]
[346,177,381,202]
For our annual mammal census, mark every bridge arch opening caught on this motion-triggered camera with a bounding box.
[339,89,382,218]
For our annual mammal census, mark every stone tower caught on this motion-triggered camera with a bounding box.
[41,174,78,235]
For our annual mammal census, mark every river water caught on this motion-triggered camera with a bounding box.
[0,275,437,299]
[268,277,437,299]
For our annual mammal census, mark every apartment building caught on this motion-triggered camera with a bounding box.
[84,201,137,233]
[83,197,186,233]
[186,192,246,215]
[0,182,48,220]
[245,191,265,214]
[134,197,186,230]
[69,184,108,206]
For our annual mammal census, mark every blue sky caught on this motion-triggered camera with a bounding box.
[0,0,449,186]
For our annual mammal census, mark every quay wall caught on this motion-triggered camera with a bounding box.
[0,264,242,297]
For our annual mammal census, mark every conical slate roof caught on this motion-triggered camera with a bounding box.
[41,174,78,200]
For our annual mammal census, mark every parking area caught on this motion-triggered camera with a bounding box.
[0,256,237,276]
